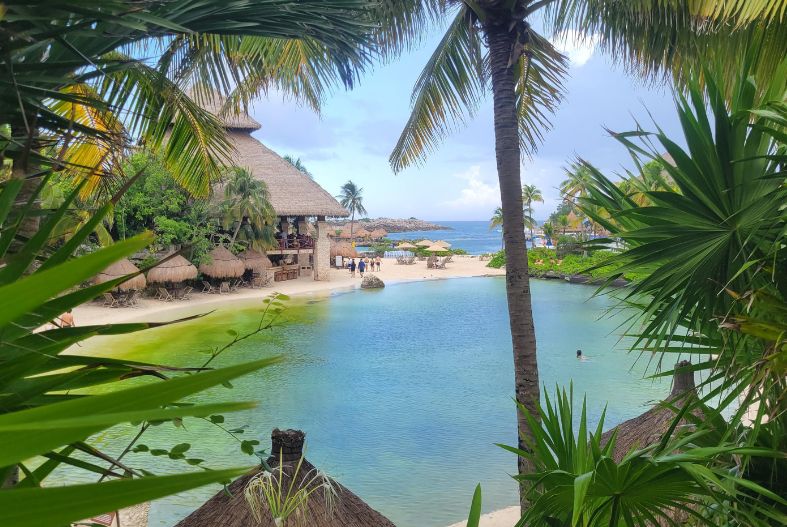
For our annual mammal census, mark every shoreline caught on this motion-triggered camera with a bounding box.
[445,506,520,527]
[73,255,505,325]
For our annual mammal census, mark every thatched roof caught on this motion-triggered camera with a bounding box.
[425,244,448,252]
[601,361,698,463]
[416,239,433,247]
[434,240,451,248]
[238,249,272,273]
[397,242,416,250]
[354,228,371,238]
[94,259,146,291]
[199,246,245,279]
[224,131,348,218]
[175,429,395,527]
[331,242,357,258]
[191,91,262,130]
[369,229,387,239]
[146,254,198,284]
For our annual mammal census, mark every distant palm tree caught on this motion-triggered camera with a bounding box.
[521,184,543,241]
[490,206,504,249]
[336,180,367,238]
[560,164,593,203]
[283,155,313,179]
[222,167,276,250]
[542,222,555,247]
[557,214,570,235]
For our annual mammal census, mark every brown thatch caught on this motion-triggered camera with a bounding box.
[146,254,198,284]
[369,228,387,239]
[199,246,245,278]
[330,242,357,258]
[339,229,354,239]
[416,239,433,247]
[354,228,371,238]
[225,131,348,217]
[190,90,262,130]
[176,429,395,527]
[238,249,272,273]
[600,361,699,525]
[601,361,697,462]
[94,259,146,291]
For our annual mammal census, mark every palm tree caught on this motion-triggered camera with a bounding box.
[542,222,554,247]
[336,181,367,238]
[521,184,543,241]
[490,207,504,249]
[221,168,276,250]
[557,214,570,235]
[283,155,313,179]
[560,163,593,203]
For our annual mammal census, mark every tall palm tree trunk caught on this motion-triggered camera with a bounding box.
[486,21,539,509]
[349,210,355,239]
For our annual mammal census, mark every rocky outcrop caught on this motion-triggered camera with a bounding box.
[361,275,385,289]
[329,217,448,233]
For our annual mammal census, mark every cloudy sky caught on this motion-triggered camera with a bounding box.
[247,19,684,222]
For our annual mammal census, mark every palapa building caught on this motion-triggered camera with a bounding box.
[202,94,349,281]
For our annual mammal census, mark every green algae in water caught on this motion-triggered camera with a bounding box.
[57,279,669,527]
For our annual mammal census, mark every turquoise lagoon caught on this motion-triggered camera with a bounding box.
[73,278,669,527]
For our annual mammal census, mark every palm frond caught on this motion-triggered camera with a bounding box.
[516,30,568,156]
[390,5,485,172]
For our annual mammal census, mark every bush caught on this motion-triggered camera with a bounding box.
[487,250,506,268]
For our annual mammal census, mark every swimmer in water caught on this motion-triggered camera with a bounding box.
[576,349,588,361]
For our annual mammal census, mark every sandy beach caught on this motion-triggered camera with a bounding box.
[74,255,504,325]
[446,506,519,527]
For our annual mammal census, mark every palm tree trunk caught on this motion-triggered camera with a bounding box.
[350,210,355,239]
[486,21,539,510]
[230,218,244,245]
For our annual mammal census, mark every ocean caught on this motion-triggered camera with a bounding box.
[386,220,506,255]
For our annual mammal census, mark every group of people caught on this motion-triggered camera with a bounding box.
[347,256,381,277]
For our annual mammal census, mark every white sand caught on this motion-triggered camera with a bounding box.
[445,506,520,527]
[74,256,504,325]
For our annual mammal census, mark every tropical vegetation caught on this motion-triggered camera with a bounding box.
[337,180,368,238]
[521,184,543,240]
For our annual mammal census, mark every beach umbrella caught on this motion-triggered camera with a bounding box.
[396,242,417,250]
[199,246,245,279]
[416,239,433,247]
[370,228,387,239]
[425,244,448,253]
[354,228,371,238]
[238,249,272,273]
[147,254,198,284]
[175,429,396,527]
[330,242,357,258]
[94,258,146,291]
[433,240,451,248]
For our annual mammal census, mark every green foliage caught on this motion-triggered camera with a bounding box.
[486,251,507,269]
[486,248,646,282]
[220,166,277,252]
[0,177,284,524]
[114,152,219,264]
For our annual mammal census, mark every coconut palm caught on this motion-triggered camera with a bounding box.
[336,181,367,238]
[559,163,593,203]
[490,207,504,249]
[283,155,313,179]
[542,222,554,247]
[521,184,543,241]
[221,168,276,250]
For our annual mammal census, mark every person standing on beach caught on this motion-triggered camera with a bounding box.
[349,258,356,277]
[358,258,366,278]
[376,256,381,272]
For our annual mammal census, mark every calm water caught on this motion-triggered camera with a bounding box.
[387,220,506,255]
[66,278,668,526]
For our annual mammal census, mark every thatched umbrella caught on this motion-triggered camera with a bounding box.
[370,228,387,239]
[434,240,452,248]
[354,228,371,239]
[94,258,146,291]
[599,361,699,525]
[146,254,198,284]
[175,429,395,527]
[416,239,433,247]
[425,244,449,253]
[330,242,357,259]
[238,249,272,274]
[339,230,353,239]
[396,242,417,250]
[199,246,245,279]
[600,361,698,462]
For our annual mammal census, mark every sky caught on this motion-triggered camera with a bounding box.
[247,21,685,222]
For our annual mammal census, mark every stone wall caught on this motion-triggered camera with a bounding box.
[314,219,331,281]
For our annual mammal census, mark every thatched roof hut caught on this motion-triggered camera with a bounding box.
[146,254,198,284]
[354,228,371,238]
[600,361,698,463]
[330,242,357,258]
[94,259,146,291]
[238,249,272,274]
[199,246,245,279]
[201,95,348,218]
[175,429,395,527]
[416,239,433,247]
[370,228,387,239]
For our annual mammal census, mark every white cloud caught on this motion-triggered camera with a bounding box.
[550,30,599,67]
[442,165,501,209]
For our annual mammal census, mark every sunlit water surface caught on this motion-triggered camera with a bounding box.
[62,278,668,526]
